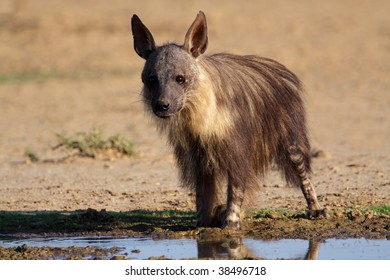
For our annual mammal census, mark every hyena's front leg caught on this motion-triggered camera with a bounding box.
[222,177,245,230]
[195,172,218,227]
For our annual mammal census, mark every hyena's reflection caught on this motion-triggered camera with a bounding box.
[197,236,254,259]
[196,237,321,260]
[304,239,320,260]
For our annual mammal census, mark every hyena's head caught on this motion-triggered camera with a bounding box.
[131,11,208,118]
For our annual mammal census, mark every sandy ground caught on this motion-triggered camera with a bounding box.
[0,0,389,215]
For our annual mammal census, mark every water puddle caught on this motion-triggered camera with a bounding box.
[0,236,389,260]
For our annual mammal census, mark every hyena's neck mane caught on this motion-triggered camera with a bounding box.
[158,52,305,152]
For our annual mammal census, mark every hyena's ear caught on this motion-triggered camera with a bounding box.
[131,15,156,60]
[183,11,208,58]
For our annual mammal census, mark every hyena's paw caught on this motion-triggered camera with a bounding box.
[196,209,220,227]
[222,210,241,230]
[196,221,206,228]
[212,204,242,230]
[222,219,240,230]
[210,204,227,227]
[306,209,328,219]
[196,216,213,228]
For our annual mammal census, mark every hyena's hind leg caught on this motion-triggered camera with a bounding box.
[288,145,326,218]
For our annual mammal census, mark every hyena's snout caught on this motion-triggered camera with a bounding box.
[154,98,170,114]
[152,97,175,118]
[151,90,184,118]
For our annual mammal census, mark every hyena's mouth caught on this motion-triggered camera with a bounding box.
[153,104,184,119]
[155,112,171,119]
[154,109,182,119]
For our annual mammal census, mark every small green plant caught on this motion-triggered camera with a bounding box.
[53,128,135,158]
[367,205,390,215]
[25,148,40,162]
[254,208,296,219]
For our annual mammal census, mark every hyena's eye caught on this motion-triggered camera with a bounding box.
[175,75,185,85]
[148,75,157,84]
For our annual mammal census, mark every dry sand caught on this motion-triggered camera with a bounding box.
[0,0,389,214]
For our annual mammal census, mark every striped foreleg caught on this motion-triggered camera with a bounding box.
[222,177,245,230]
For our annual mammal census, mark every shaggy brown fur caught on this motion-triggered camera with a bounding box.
[131,11,325,229]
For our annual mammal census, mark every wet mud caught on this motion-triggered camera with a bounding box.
[0,208,388,259]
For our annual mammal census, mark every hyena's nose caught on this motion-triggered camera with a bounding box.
[155,100,170,112]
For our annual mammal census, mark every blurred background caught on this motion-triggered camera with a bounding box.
[0,0,389,211]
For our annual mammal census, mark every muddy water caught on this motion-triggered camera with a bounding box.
[0,236,389,260]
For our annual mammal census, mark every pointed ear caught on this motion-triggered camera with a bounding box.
[183,11,208,58]
[131,14,156,60]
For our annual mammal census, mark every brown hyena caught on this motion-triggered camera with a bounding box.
[131,11,325,229]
